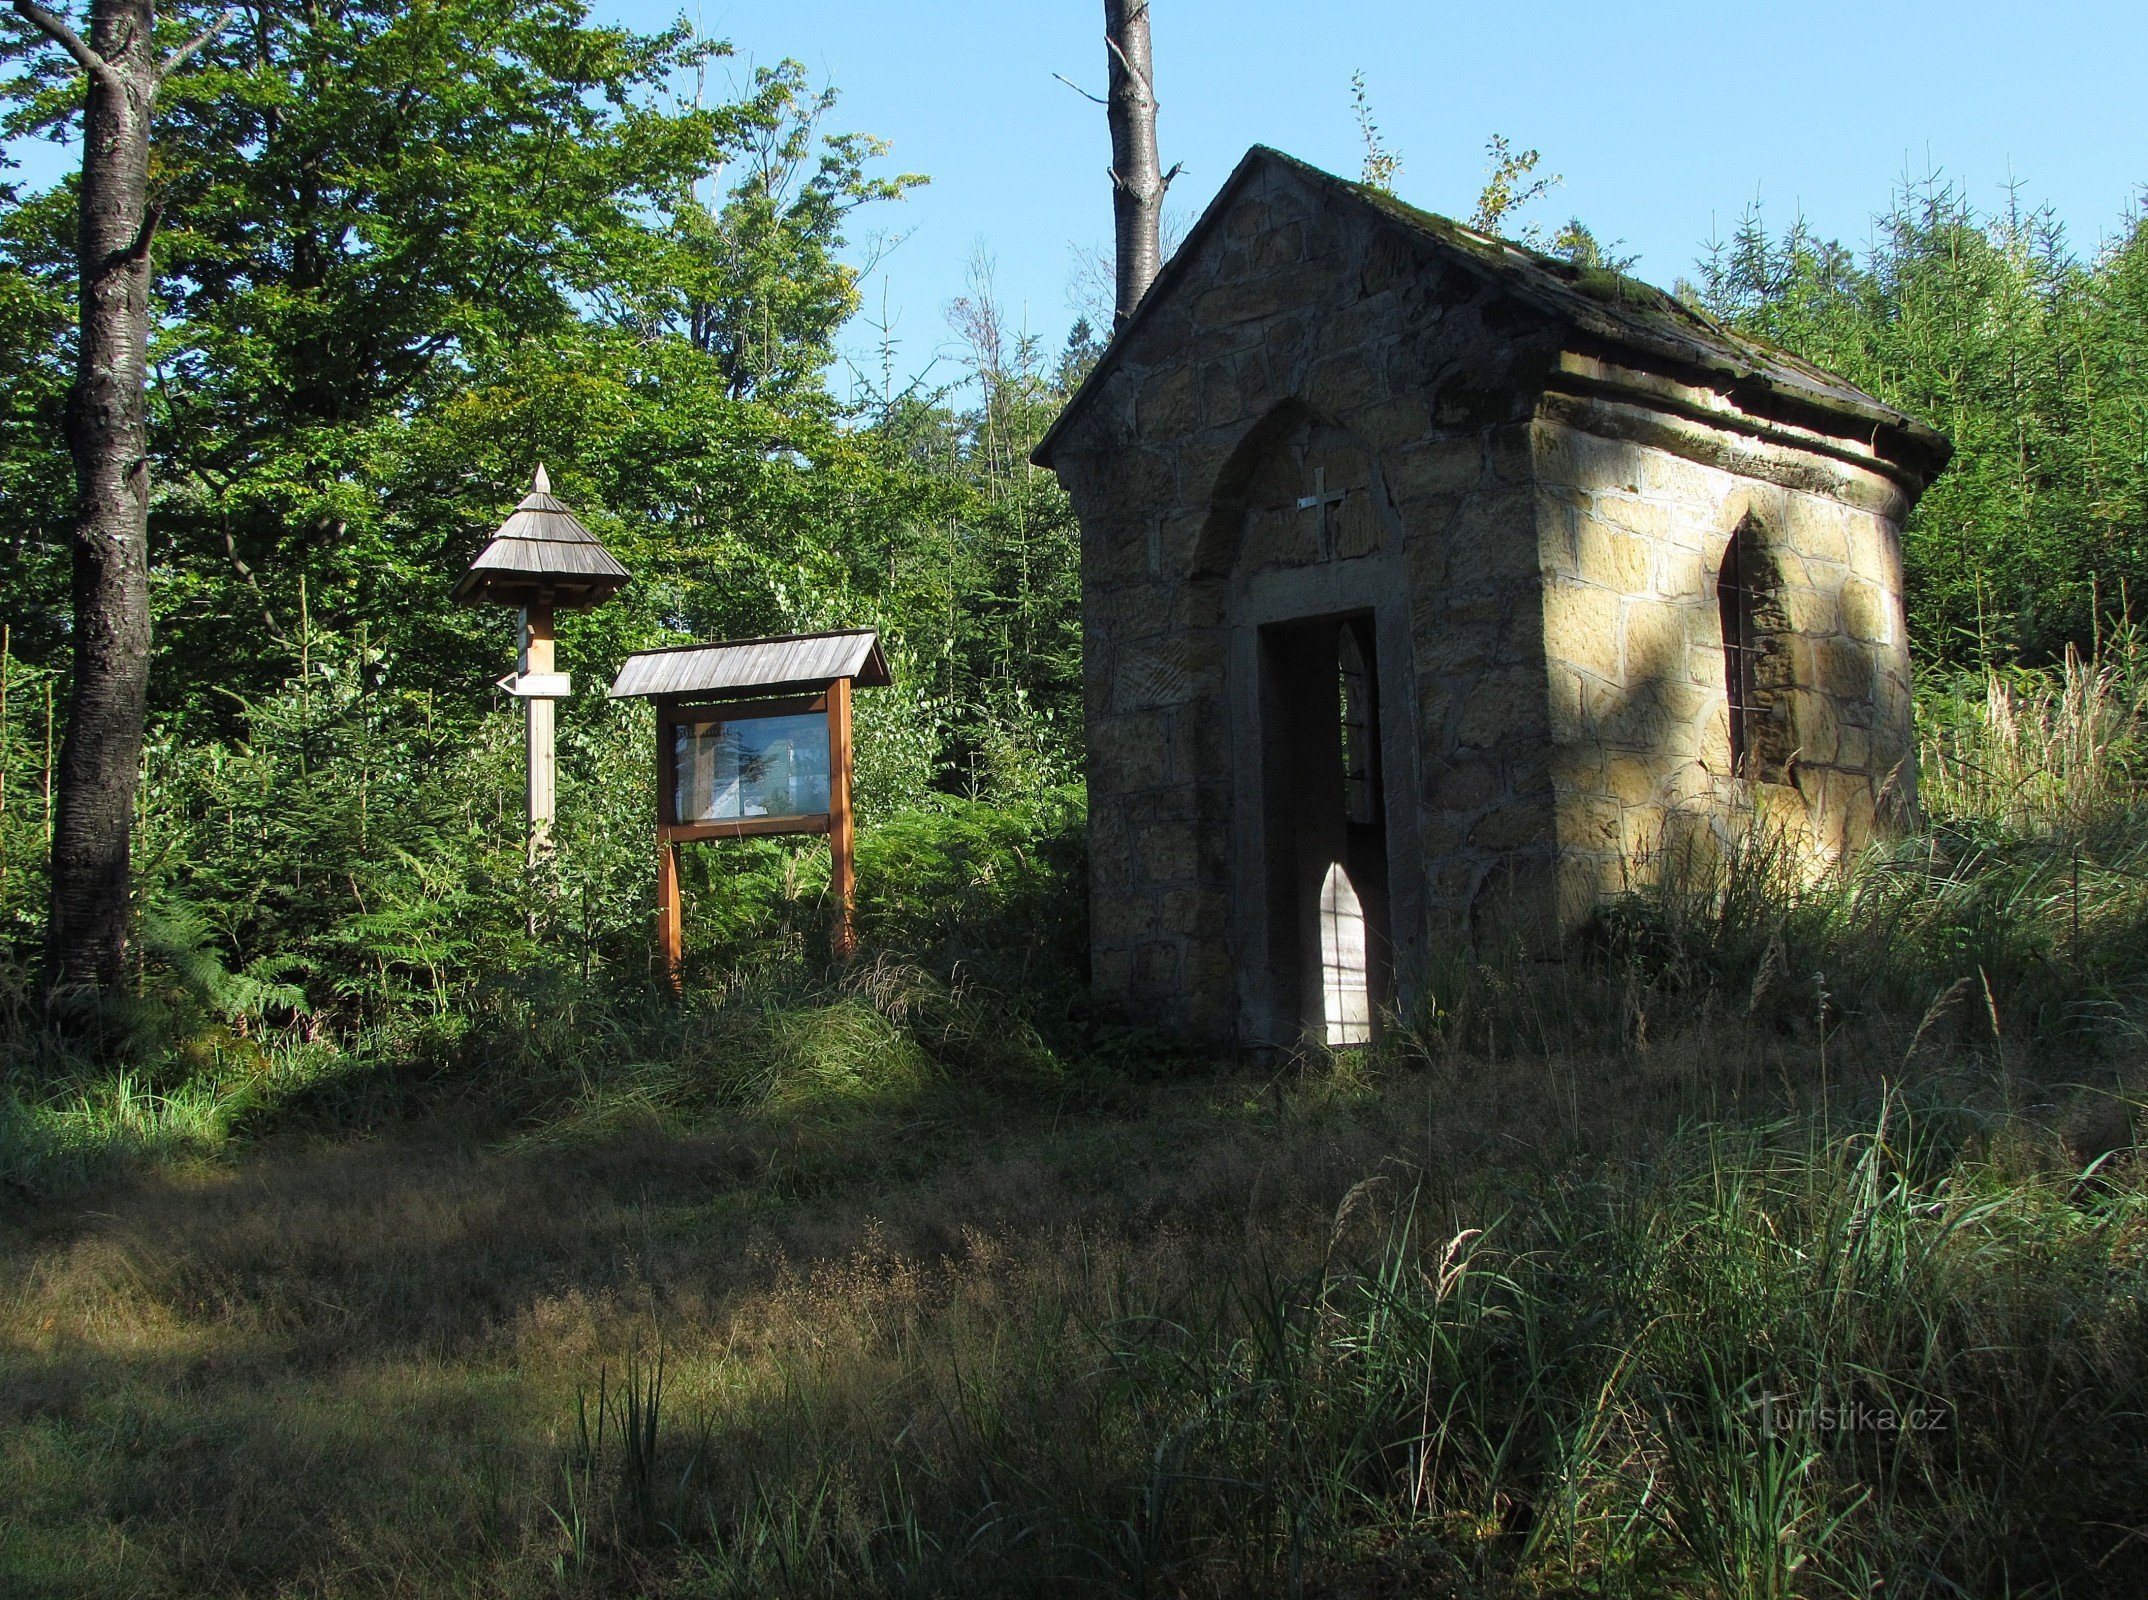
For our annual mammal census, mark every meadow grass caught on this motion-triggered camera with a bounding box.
[1,1026,2140,1598]
[3,665,2148,1595]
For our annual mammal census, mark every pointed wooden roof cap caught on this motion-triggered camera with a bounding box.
[452,464,632,609]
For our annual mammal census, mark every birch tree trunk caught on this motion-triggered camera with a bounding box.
[11,1,223,1007]
[1102,0,1171,327]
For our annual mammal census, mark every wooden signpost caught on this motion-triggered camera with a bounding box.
[609,629,890,977]
[453,466,630,860]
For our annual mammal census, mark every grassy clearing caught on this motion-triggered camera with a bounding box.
[5,664,2148,1595]
[1,1035,2142,1597]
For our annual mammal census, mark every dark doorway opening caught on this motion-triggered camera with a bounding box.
[1257,614,1394,1045]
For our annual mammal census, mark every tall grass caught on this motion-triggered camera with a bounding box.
[4,655,2148,1595]
[205,1086,2122,1600]
[1918,645,2148,830]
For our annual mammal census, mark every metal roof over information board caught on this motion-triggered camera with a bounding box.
[452,465,632,609]
[609,628,892,701]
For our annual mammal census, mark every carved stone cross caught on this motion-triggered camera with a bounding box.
[1296,466,1348,560]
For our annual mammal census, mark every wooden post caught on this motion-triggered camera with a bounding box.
[828,673,856,959]
[655,701,682,986]
[656,832,682,986]
[521,605,556,861]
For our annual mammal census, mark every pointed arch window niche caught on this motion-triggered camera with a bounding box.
[1716,519,1793,782]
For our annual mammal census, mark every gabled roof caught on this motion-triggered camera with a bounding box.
[1033,146,1949,480]
[609,628,893,701]
[452,465,632,608]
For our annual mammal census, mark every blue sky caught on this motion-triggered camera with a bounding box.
[644,0,2145,395]
[10,2,2144,397]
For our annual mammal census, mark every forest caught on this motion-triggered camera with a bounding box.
[2,2,2147,1596]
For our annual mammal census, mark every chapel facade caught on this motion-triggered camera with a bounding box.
[1033,147,1952,1048]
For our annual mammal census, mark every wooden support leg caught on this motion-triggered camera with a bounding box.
[520,606,557,863]
[657,833,682,988]
[828,675,856,959]
[525,696,556,861]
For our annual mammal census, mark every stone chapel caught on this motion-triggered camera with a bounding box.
[1032,146,1953,1049]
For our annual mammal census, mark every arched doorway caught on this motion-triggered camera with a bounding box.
[1258,612,1393,1047]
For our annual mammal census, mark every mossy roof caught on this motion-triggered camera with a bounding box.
[1033,146,1950,479]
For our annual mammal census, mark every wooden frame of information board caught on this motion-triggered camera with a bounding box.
[652,676,856,976]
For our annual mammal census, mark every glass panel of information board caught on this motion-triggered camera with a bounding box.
[674,711,831,822]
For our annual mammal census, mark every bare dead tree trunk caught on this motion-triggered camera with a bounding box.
[12,0,227,1010]
[1102,0,1175,328]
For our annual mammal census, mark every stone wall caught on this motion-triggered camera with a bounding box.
[1047,158,1927,1042]
[1533,356,1920,927]
[1051,161,1574,1040]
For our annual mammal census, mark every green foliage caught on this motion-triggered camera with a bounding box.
[1471,133,1561,240]
[1548,216,1638,273]
[0,0,1094,1055]
[659,60,927,401]
[1696,177,2148,664]
[1349,69,1402,194]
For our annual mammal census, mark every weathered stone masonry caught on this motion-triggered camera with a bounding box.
[1036,147,1950,1047]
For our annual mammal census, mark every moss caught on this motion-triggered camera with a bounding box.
[1338,166,1735,341]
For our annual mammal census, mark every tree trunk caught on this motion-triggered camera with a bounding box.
[12,1,179,1006]
[1102,0,1170,328]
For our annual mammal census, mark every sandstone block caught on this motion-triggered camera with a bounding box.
[1839,577,1887,643]
[1092,947,1134,1002]
[1623,601,1687,680]
[1597,683,1670,750]
[1351,398,1434,452]
[1543,582,1623,680]
[1137,819,1198,885]
[1414,621,1497,678]
[1655,545,1711,602]
[1575,520,1652,592]
[1846,521,1894,584]
[1419,816,1470,860]
[1193,262,1332,328]
[1605,753,1659,806]
[1430,755,1503,810]
[1534,420,1642,493]
[1093,893,1157,945]
[1788,690,1837,764]
[1621,802,1668,862]
[1112,639,1193,713]
[1594,493,1674,545]
[1089,713,1172,791]
[1253,222,1306,268]
[1567,793,1623,853]
[1130,940,1183,1000]
[1547,666,1587,739]
[1471,797,1555,851]
[1307,353,1387,418]
[1445,492,1537,581]
[1197,362,1246,429]
[1389,440,1485,506]
[1138,368,1198,439]
[1457,669,1545,749]
[1163,888,1228,939]
[1488,422,1535,484]
[1816,639,1875,700]
[1784,493,1853,565]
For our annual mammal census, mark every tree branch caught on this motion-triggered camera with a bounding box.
[162,5,235,76]
[8,0,120,92]
[1053,71,1107,106]
[1102,31,1156,108]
